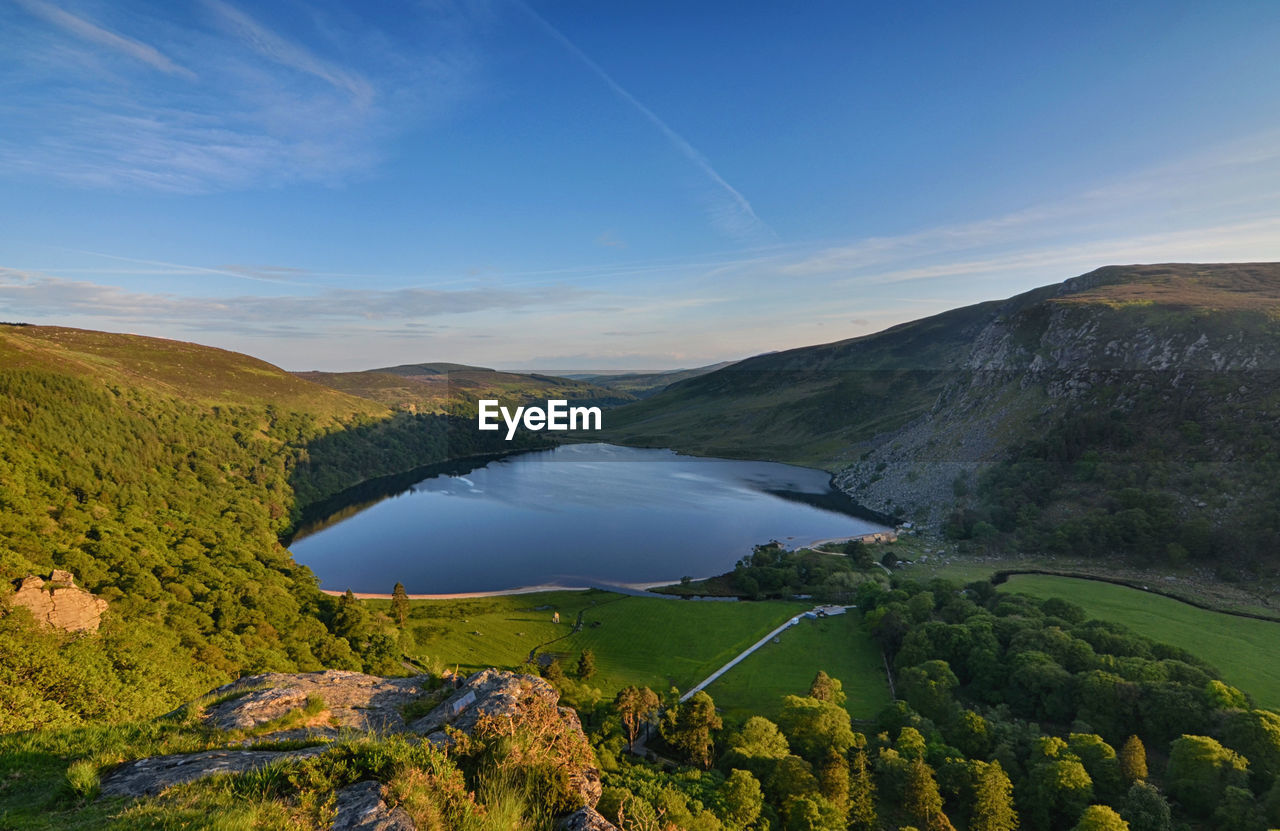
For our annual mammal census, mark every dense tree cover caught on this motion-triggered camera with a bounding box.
[556,575,1280,830]
[0,369,520,731]
[946,376,1280,571]
[728,543,876,601]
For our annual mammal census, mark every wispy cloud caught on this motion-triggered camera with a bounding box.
[12,0,195,78]
[0,267,594,331]
[203,0,373,106]
[0,0,477,192]
[516,1,774,244]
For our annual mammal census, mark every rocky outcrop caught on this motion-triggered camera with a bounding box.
[411,669,603,809]
[101,668,602,826]
[100,746,328,797]
[332,781,415,831]
[8,570,108,632]
[558,807,620,831]
[203,670,429,734]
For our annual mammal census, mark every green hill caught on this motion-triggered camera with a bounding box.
[297,364,633,415]
[562,361,737,398]
[0,325,535,731]
[604,263,1280,569]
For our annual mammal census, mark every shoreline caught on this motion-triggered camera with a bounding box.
[320,579,677,601]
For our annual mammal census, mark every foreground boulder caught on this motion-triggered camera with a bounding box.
[99,668,604,828]
[203,670,428,734]
[411,668,603,809]
[558,807,621,831]
[101,746,328,798]
[332,781,415,831]
[8,570,108,632]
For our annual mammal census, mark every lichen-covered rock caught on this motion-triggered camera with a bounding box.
[411,669,602,808]
[8,572,108,632]
[332,781,415,830]
[100,746,327,797]
[204,670,429,733]
[557,807,620,831]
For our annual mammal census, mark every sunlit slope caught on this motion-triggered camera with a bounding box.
[600,291,1008,468]
[603,263,1280,473]
[298,363,633,414]
[0,324,385,420]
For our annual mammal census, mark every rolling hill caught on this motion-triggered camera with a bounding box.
[297,363,633,415]
[603,263,1280,569]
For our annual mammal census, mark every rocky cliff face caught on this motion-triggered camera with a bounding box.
[8,570,108,632]
[836,265,1280,526]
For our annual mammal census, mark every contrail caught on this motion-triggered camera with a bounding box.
[517,2,775,243]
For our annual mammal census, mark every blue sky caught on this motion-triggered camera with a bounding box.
[2,0,1279,370]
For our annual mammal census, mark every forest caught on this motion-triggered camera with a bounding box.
[0,368,532,731]
[545,576,1280,830]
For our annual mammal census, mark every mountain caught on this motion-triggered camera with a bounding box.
[604,263,1280,568]
[297,363,634,414]
[561,361,738,398]
[0,324,385,418]
[0,324,538,730]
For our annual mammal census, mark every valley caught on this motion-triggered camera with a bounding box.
[6,263,1280,830]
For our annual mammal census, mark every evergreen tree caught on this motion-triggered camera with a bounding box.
[576,649,596,679]
[808,670,846,705]
[847,748,878,831]
[333,589,369,644]
[661,690,722,769]
[391,582,409,627]
[1119,735,1148,784]
[816,748,849,813]
[903,757,955,831]
[970,760,1018,831]
[613,685,659,751]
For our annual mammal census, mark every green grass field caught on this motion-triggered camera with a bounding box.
[705,612,891,722]
[382,590,811,701]
[1000,575,1280,709]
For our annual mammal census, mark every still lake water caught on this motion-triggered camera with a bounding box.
[289,443,887,594]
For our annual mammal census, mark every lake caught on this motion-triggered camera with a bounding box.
[288,443,888,594]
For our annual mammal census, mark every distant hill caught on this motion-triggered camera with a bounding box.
[560,361,737,398]
[604,263,1280,568]
[297,364,635,414]
[0,324,539,729]
[0,324,385,420]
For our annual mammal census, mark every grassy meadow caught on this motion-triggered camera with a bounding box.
[705,611,891,722]
[375,590,815,705]
[1000,574,1280,709]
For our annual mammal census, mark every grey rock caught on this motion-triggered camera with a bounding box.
[100,746,327,797]
[557,807,619,831]
[204,670,430,733]
[411,669,602,808]
[332,781,415,831]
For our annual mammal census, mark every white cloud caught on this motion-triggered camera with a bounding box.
[12,0,195,78]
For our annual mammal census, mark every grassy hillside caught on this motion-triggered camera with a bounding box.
[599,294,1009,468]
[0,324,385,418]
[603,264,1280,574]
[297,364,633,415]
[565,361,737,398]
[0,325,533,731]
[1001,574,1280,709]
